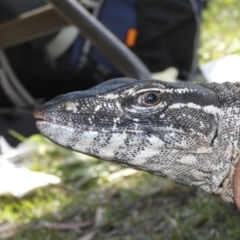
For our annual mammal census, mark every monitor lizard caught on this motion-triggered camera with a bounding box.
[34,78,240,204]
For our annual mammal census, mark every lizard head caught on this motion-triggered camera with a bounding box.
[34,78,231,200]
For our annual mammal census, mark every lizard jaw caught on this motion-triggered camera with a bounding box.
[35,120,175,163]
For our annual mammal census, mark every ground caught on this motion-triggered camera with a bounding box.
[0,0,240,239]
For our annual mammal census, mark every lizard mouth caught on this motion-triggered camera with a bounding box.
[35,117,45,122]
[34,113,48,122]
[34,109,53,123]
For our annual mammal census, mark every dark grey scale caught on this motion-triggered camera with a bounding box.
[92,133,112,149]
[163,108,217,137]
[92,148,100,155]
[114,151,133,161]
[170,92,217,107]
[66,144,73,149]
[114,136,142,159]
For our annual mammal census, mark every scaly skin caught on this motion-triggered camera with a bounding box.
[34,78,240,203]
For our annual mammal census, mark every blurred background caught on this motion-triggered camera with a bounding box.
[0,0,240,239]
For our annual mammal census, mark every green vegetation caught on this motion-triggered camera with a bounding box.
[1,0,240,239]
[199,0,240,63]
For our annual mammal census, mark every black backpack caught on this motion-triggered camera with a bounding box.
[0,0,205,108]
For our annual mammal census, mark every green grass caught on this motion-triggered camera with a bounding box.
[199,0,240,63]
[1,139,239,240]
[1,0,240,239]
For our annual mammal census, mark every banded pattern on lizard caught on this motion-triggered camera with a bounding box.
[34,78,240,203]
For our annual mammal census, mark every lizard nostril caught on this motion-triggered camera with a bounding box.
[63,102,78,113]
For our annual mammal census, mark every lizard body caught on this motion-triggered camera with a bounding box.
[34,78,240,203]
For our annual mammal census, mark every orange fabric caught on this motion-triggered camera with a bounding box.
[126,28,138,47]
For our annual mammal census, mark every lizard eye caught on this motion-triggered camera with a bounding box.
[137,92,160,106]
